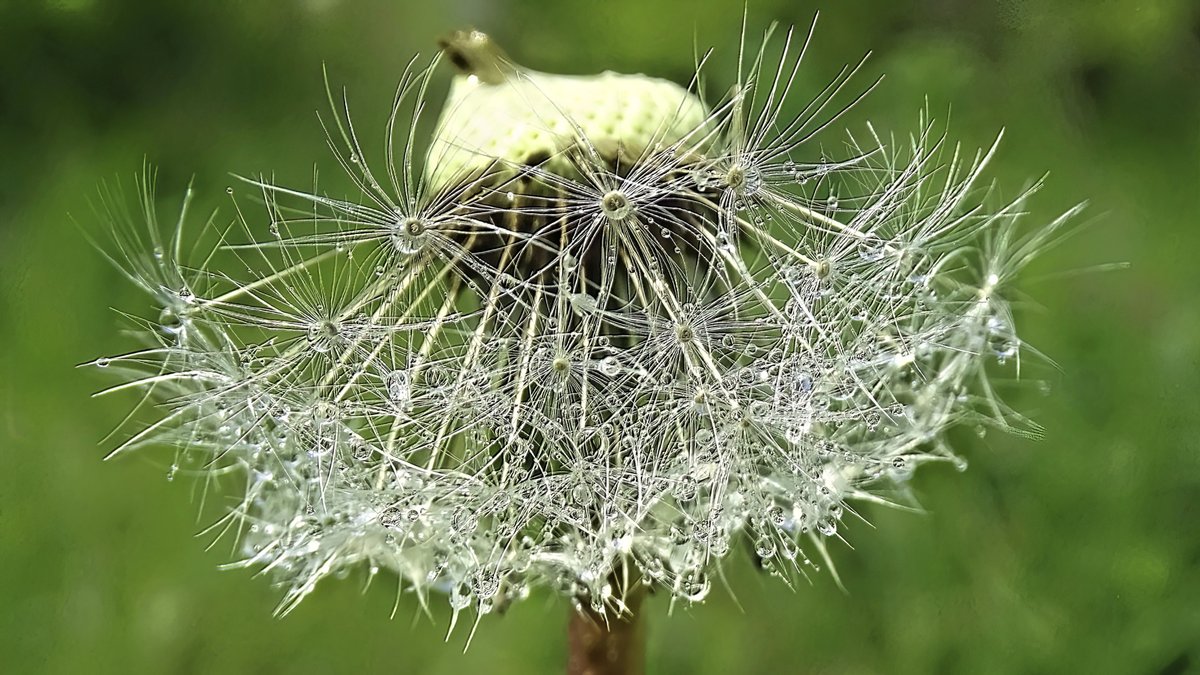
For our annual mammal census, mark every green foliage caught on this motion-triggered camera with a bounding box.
[1,1,1197,673]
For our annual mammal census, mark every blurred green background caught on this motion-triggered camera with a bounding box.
[2,1,1198,673]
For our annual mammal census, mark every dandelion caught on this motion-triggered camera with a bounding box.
[91,19,1076,674]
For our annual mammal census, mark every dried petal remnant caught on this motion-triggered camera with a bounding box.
[428,30,712,190]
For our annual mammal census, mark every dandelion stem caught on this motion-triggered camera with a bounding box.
[567,592,644,675]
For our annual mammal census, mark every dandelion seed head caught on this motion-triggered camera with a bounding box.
[92,21,1073,627]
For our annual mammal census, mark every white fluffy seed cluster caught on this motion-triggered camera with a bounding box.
[94,25,1074,624]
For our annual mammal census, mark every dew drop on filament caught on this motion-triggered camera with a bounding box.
[385,369,412,410]
[598,356,620,376]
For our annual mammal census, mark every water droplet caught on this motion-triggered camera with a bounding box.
[742,167,763,195]
[385,369,412,409]
[392,216,428,255]
[451,507,478,533]
[598,356,620,377]
[600,190,632,221]
[785,424,808,444]
[755,536,776,559]
[675,474,698,502]
[95,357,111,368]
[380,509,403,529]
[674,323,695,343]
[472,569,501,599]
[449,588,472,611]
[857,237,884,262]
[351,440,373,462]
[797,372,813,393]
[994,340,1019,365]
[569,292,598,315]
[679,570,710,601]
[708,534,730,557]
[767,505,787,526]
[306,321,339,353]
[158,307,184,335]
[571,482,590,505]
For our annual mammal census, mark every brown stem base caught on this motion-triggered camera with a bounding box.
[566,596,644,675]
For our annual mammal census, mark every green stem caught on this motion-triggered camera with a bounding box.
[567,592,644,675]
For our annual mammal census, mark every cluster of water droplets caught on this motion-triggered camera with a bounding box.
[92,27,1070,628]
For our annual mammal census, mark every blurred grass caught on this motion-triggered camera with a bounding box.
[1,1,1198,673]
